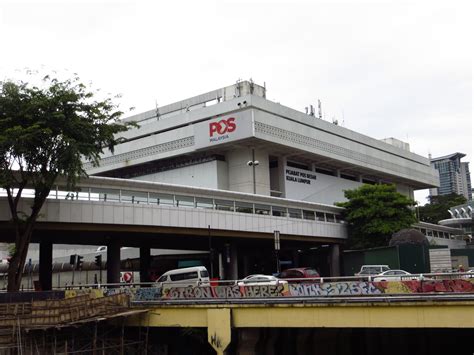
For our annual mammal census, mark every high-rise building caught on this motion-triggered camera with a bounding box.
[429,153,472,201]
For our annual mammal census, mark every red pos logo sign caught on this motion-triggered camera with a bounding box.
[209,117,236,137]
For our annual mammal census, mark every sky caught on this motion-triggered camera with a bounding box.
[0,0,472,205]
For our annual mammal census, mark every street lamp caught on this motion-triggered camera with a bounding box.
[247,149,260,194]
[274,230,281,274]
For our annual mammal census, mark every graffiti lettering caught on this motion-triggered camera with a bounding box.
[210,333,222,348]
[289,282,383,297]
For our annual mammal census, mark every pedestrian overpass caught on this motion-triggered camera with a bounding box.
[0,176,346,288]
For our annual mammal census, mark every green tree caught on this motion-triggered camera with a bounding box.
[0,73,133,291]
[418,193,467,224]
[336,184,417,249]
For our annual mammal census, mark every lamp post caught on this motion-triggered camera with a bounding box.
[208,225,214,278]
[274,230,281,274]
[247,149,260,194]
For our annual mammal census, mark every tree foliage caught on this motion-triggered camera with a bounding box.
[418,193,467,224]
[0,73,134,291]
[336,184,417,250]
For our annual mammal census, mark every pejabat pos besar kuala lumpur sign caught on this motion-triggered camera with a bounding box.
[194,110,253,149]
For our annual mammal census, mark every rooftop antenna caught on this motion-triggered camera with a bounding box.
[342,109,345,127]
[155,100,160,120]
[235,78,242,97]
[249,78,254,94]
[318,99,322,119]
[310,105,315,116]
[263,81,266,98]
[305,107,309,114]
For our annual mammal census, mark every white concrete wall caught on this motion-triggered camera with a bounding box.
[396,183,414,199]
[133,160,226,190]
[227,148,270,195]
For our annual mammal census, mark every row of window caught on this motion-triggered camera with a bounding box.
[415,227,455,239]
[54,188,344,224]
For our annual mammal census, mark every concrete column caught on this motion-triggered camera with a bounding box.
[139,247,151,283]
[107,241,121,285]
[278,156,287,198]
[292,249,300,268]
[218,252,225,280]
[230,244,239,279]
[242,253,250,277]
[329,244,341,277]
[39,241,53,291]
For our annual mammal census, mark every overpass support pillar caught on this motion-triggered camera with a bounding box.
[230,244,238,280]
[329,244,341,277]
[207,308,231,355]
[107,241,121,285]
[223,243,239,280]
[39,241,53,291]
[139,247,151,282]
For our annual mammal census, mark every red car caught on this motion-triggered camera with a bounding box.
[279,267,320,282]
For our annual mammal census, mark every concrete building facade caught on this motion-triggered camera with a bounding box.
[87,80,438,206]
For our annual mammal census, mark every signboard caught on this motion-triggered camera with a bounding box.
[284,165,362,204]
[194,110,254,149]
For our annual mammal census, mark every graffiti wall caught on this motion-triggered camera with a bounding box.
[50,279,474,302]
[131,279,474,301]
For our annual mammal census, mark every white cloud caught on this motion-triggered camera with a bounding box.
[1,0,472,178]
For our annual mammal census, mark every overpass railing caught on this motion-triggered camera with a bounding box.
[3,273,471,302]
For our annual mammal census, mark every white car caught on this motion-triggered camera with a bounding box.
[373,270,423,282]
[461,269,474,279]
[237,274,288,287]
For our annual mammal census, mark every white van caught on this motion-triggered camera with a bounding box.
[154,266,210,288]
[355,265,390,276]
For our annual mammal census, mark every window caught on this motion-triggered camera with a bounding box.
[200,270,209,278]
[175,195,194,208]
[303,210,315,220]
[340,173,358,181]
[255,204,271,215]
[215,199,234,212]
[272,206,287,217]
[121,190,147,204]
[316,212,325,221]
[149,193,174,206]
[170,271,198,281]
[288,208,302,219]
[235,202,253,214]
[287,161,310,170]
[90,188,120,202]
[196,198,214,209]
[326,213,336,223]
[157,275,168,282]
[315,167,334,176]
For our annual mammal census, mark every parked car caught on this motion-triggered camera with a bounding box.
[279,267,320,282]
[355,265,390,277]
[154,266,210,288]
[461,269,474,279]
[237,274,288,287]
[373,270,424,282]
